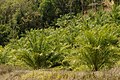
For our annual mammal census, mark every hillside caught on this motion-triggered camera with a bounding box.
[0,0,120,80]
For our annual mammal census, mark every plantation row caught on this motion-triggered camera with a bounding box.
[1,6,120,71]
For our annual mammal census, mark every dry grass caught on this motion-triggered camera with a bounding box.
[0,65,28,80]
[21,68,120,80]
[0,65,120,80]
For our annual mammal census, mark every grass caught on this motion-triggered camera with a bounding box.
[21,69,120,80]
[0,65,120,80]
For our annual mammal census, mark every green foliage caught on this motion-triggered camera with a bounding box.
[1,0,119,45]
[77,26,120,71]
[0,0,85,37]
[0,24,11,46]
[51,0,82,14]
[0,46,11,64]
[2,23,120,71]
[1,0,120,71]
[110,5,120,24]
[0,0,42,38]
[39,0,56,26]
[5,29,70,69]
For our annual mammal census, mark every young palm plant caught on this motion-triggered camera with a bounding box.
[17,29,67,69]
[77,26,120,71]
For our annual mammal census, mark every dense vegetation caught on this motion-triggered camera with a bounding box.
[0,0,120,72]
